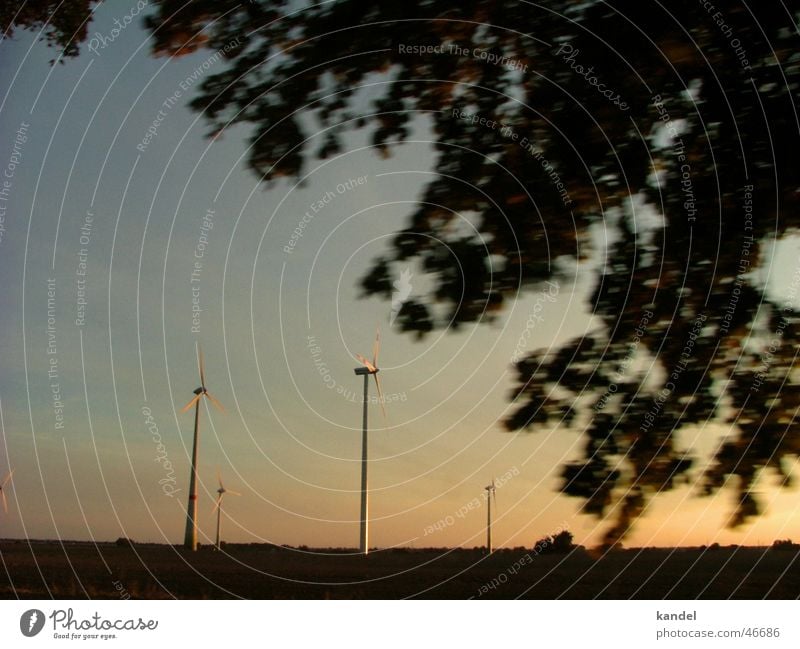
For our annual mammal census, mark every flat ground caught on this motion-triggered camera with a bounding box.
[1,542,799,599]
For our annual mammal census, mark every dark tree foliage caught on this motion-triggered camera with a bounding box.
[1,0,100,59]
[534,530,575,554]
[141,1,800,545]
[770,538,799,550]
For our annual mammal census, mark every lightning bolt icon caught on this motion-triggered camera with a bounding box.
[28,611,38,632]
[390,267,413,325]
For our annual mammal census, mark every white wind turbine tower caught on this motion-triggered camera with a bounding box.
[0,469,13,514]
[181,344,225,551]
[353,326,386,555]
[485,479,497,554]
[212,470,240,550]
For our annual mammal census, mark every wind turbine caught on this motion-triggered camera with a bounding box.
[353,326,386,555]
[212,470,240,550]
[181,344,224,551]
[485,479,497,554]
[0,469,13,514]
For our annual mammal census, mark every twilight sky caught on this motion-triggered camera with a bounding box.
[1,3,799,550]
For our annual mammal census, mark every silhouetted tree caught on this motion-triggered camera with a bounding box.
[551,530,574,553]
[142,2,800,544]
[534,529,575,554]
[1,0,100,59]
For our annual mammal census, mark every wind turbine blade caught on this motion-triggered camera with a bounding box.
[355,354,376,373]
[1,490,7,514]
[227,489,242,497]
[373,372,387,420]
[181,393,202,413]
[217,469,224,491]
[205,391,225,412]
[1,469,12,488]
[197,343,206,390]
[372,325,381,367]
[212,495,221,514]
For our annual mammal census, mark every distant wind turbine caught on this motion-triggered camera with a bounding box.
[0,469,13,514]
[181,344,224,551]
[485,479,497,554]
[212,470,240,550]
[353,326,386,555]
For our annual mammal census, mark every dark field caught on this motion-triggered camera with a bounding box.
[2,541,799,599]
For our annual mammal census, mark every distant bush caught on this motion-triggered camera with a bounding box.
[533,530,575,554]
[771,539,799,550]
[552,530,574,552]
[115,537,135,548]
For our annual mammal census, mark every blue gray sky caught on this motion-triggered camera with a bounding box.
[1,3,799,549]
